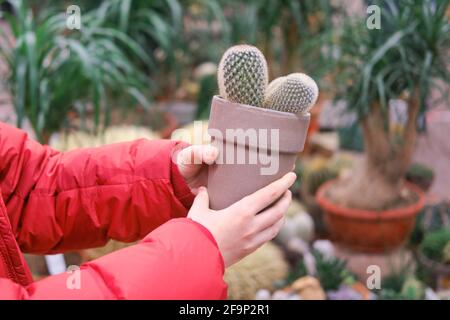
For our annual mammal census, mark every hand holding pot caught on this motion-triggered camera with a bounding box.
[177,145,219,193]
[188,172,296,267]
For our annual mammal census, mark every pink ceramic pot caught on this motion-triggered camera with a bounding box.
[207,96,310,210]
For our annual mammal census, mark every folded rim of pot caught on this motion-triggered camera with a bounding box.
[208,95,310,153]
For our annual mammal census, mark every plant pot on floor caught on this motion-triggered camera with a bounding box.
[207,96,310,210]
[316,180,426,253]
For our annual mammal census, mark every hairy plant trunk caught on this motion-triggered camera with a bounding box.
[329,96,420,210]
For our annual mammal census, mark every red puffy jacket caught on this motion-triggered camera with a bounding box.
[0,122,227,299]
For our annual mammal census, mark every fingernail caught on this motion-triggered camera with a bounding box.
[198,186,206,193]
[288,172,297,181]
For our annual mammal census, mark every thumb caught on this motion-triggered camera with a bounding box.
[190,187,210,211]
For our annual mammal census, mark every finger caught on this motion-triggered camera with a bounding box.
[202,145,219,165]
[178,145,218,167]
[252,190,291,232]
[190,187,210,211]
[230,172,296,215]
[251,216,286,249]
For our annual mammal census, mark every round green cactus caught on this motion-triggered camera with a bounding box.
[218,44,268,108]
[264,73,319,114]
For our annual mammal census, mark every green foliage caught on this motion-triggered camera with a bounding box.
[286,258,308,284]
[195,73,217,119]
[407,163,434,181]
[400,277,424,300]
[289,250,354,291]
[333,0,450,120]
[382,272,407,293]
[378,274,425,300]
[410,202,450,246]
[0,0,151,142]
[221,0,339,79]
[313,250,354,291]
[81,0,185,92]
[420,228,450,263]
[405,162,435,190]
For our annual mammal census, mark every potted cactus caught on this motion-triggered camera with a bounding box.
[315,0,449,252]
[207,45,318,209]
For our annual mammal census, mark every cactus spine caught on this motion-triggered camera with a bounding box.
[264,73,319,114]
[218,45,268,108]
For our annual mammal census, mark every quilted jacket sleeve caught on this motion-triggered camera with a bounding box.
[0,218,228,299]
[0,122,195,253]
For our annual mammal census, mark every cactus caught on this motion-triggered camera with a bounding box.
[400,277,425,300]
[224,242,289,300]
[420,228,450,263]
[218,44,268,107]
[304,167,338,196]
[264,73,319,114]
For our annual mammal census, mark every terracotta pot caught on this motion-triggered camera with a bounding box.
[207,96,310,210]
[316,180,426,253]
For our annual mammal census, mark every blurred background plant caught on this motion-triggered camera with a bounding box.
[0,0,342,140]
[221,0,340,79]
[0,0,153,142]
[325,0,450,210]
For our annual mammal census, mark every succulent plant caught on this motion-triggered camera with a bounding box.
[217,44,268,108]
[410,201,450,246]
[405,162,435,191]
[224,242,289,300]
[420,228,450,263]
[264,73,319,114]
[400,277,425,300]
[304,167,338,196]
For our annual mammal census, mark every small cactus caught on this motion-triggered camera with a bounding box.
[224,242,289,300]
[420,228,450,263]
[264,73,319,114]
[218,44,268,107]
[400,277,425,300]
[304,167,338,196]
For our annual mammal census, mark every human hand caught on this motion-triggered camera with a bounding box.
[177,145,218,193]
[188,172,296,268]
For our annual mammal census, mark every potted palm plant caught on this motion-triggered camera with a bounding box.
[316,0,449,252]
[0,1,152,143]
